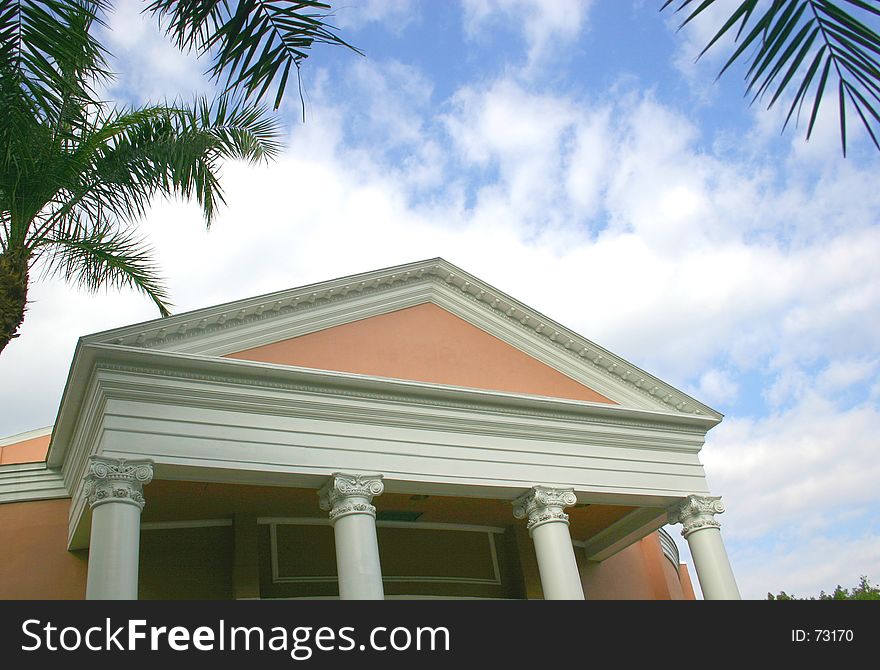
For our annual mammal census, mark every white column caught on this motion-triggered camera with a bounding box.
[83,456,153,600]
[668,495,741,600]
[513,486,585,600]
[318,473,385,600]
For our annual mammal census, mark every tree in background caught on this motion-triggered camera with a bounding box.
[0,1,359,355]
[663,0,880,156]
[768,575,880,599]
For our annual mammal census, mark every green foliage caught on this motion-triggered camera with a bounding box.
[662,0,880,156]
[0,1,288,352]
[767,575,880,600]
[146,0,362,111]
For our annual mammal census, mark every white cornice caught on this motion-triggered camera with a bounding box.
[72,258,721,422]
[0,462,69,504]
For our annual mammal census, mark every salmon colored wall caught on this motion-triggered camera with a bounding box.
[0,434,50,465]
[581,541,653,599]
[226,303,614,404]
[580,532,695,600]
[0,498,87,599]
[680,564,697,599]
[659,546,687,600]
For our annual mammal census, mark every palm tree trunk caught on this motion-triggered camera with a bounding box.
[0,248,29,355]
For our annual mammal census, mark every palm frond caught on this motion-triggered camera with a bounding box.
[1,4,286,327]
[187,94,283,162]
[146,0,363,110]
[41,218,172,315]
[24,95,281,251]
[118,95,282,226]
[0,0,111,121]
[662,0,880,155]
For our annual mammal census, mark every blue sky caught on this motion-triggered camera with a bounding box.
[1,0,879,599]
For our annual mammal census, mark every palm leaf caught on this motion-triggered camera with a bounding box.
[0,0,111,121]
[25,95,281,250]
[663,0,880,155]
[1,2,289,347]
[146,0,363,110]
[41,219,172,315]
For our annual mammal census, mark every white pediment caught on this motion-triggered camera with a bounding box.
[81,258,721,419]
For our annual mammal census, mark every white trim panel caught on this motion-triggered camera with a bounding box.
[267,519,503,586]
[0,462,69,504]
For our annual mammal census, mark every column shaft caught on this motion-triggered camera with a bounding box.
[686,527,740,600]
[513,486,585,600]
[87,503,142,599]
[319,473,385,600]
[668,495,741,600]
[83,456,153,600]
[531,520,584,600]
[333,512,384,600]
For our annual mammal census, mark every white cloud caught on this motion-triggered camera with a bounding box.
[564,108,612,219]
[0,279,158,434]
[676,518,880,600]
[341,60,446,191]
[663,0,746,100]
[817,358,879,394]
[694,369,740,407]
[437,79,880,385]
[335,0,419,33]
[444,79,590,236]
[101,0,212,104]
[735,532,880,599]
[702,391,880,542]
[461,0,593,70]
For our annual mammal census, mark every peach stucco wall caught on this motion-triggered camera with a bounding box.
[0,434,50,465]
[680,563,697,599]
[226,303,613,404]
[580,533,695,600]
[0,498,87,599]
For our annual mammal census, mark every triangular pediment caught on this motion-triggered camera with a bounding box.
[82,258,721,419]
[225,303,614,404]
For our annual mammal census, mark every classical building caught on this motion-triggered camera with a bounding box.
[0,259,739,600]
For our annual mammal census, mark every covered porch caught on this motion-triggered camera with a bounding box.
[132,479,691,600]
[52,342,737,600]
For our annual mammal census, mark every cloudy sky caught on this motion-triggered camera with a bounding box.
[2,0,879,599]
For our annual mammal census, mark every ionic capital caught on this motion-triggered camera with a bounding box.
[83,456,154,510]
[318,473,384,523]
[512,486,577,534]
[668,495,725,538]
